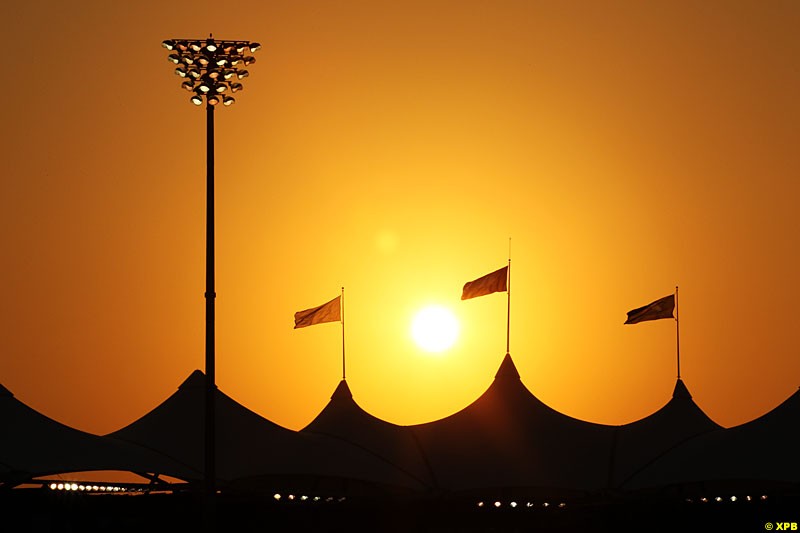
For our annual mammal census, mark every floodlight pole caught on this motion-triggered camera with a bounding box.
[204,102,216,500]
[161,36,260,511]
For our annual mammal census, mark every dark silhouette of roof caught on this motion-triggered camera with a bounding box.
[0,382,194,485]
[302,378,437,491]
[409,354,617,495]
[302,355,725,495]
[625,385,800,489]
[4,358,793,497]
[107,370,430,493]
[611,378,722,488]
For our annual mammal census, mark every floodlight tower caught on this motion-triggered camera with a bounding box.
[161,36,260,499]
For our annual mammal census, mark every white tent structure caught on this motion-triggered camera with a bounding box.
[302,379,437,491]
[4,359,794,502]
[0,382,196,488]
[610,378,722,488]
[107,370,430,495]
[625,386,800,491]
[409,354,617,497]
[303,354,726,499]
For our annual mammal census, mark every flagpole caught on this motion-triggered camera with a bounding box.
[675,285,681,380]
[341,286,346,381]
[506,238,511,355]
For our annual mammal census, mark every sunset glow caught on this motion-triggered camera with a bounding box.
[1,2,799,437]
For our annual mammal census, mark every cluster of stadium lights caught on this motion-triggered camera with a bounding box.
[49,482,133,493]
[273,493,346,503]
[477,500,567,509]
[685,494,768,504]
[161,37,260,106]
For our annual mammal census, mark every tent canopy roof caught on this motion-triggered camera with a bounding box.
[0,383,195,483]
[303,379,436,490]
[109,371,430,492]
[626,385,800,489]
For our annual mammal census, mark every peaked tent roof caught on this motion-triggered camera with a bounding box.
[302,379,436,491]
[301,362,724,494]
[0,382,196,485]
[409,354,617,495]
[610,378,722,488]
[107,370,430,493]
[625,385,800,490]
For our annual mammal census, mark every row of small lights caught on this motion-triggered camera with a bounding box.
[685,495,768,504]
[477,501,567,509]
[478,495,769,508]
[49,483,134,493]
[161,38,260,106]
[273,493,346,503]
[45,484,770,504]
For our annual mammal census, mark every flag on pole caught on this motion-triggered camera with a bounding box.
[462,266,508,300]
[624,294,675,324]
[294,296,341,328]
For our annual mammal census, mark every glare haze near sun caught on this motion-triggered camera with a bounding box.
[411,306,460,353]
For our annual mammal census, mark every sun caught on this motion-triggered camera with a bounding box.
[411,306,460,353]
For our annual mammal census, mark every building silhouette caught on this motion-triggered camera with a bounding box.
[2,354,798,530]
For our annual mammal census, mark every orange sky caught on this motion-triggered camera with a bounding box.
[2,1,799,435]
